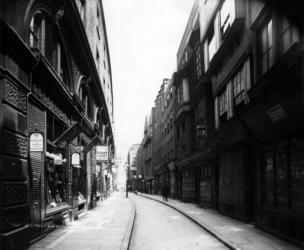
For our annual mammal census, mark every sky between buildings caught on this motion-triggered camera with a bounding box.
[103,0,194,162]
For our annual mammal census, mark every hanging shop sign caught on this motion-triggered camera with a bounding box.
[30,132,44,152]
[96,145,109,161]
[96,165,101,173]
[72,153,80,165]
[54,153,63,165]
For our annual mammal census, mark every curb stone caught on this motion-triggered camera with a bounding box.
[120,198,137,250]
[138,193,241,250]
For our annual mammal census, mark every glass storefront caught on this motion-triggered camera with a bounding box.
[262,136,304,214]
[45,153,68,209]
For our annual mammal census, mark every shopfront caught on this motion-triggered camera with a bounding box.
[199,164,218,208]
[259,134,304,245]
[181,169,195,202]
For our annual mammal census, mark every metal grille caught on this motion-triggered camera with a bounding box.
[28,102,46,236]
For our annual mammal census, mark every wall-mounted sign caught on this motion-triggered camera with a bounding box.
[54,153,63,165]
[72,153,80,165]
[267,104,287,122]
[30,133,44,152]
[96,145,109,161]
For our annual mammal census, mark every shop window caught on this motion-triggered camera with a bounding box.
[45,112,68,210]
[263,146,275,207]
[279,17,300,56]
[262,136,304,215]
[290,137,304,215]
[260,19,273,74]
[45,155,68,209]
[275,140,289,210]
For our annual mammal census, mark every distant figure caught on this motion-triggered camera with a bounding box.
[162,182,169,202]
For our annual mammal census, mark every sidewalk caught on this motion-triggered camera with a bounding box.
[138,193,301,250]
[28,191,135,250]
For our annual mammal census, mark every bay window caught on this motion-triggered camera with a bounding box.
[214,58,251,128]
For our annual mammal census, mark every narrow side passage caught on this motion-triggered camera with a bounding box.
[129,194,228,250]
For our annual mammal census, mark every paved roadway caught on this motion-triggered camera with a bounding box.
[129,194,228,250]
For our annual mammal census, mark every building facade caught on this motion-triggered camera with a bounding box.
[127,144,140,190]
[160,78,177,198]
[142,112,153,194]
[0,0,115,249]
[137,0,304,247]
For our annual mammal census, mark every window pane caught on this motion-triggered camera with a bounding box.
[208,34,216,62]
[268,47,273,68]
[262,53,268,74]
[268,20,273,48]
[282,31,291,54]
[292,26,300,44]
[263,148,275,207]
[261,26,267,53]
[290,137,304,215]
[275,140,288,210]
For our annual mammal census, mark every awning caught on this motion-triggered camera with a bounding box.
[53,122,82,146]
[82,136,101,154]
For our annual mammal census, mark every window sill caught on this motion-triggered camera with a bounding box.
[46,203,69,217]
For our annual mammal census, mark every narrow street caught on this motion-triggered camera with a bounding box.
[129,194,228,250]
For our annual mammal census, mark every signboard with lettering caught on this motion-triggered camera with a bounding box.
[30,133,44,152]
[267,104,287,122]
[54,154,63,165]
[72,153,80,165]
[96,145,109,161]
